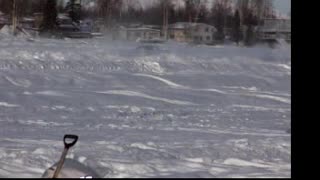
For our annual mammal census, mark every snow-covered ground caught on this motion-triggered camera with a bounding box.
[0,36,291,178]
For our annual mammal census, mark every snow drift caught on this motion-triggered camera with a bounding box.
[0,37,291,178]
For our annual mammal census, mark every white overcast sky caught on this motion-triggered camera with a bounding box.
[274,0,291,15]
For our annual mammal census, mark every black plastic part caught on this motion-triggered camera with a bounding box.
[63,134,78,149]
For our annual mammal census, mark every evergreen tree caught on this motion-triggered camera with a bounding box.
[0,0,12,14]
[66,0,82,24]
[210,0,232,41]
[41,0,58,32]
[243,10,258,46]
[96,0,123,27]
[233,10,241,45]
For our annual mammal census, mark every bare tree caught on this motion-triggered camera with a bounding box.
[237,0,275,24]
[7,0,46,18]
[250,0,274,24]
[0,0,12,14]
[41,0,58,32]
[232,10,241,44]
[237,0,249,25]
[56,0,65,13]
[210,0,232,41]
[0,0,29,33]
[12,0,17,34]
[236,0,275,45]
[161,0,172,39]
[141,1,162,25]
[96,0,123,27]
[184,0,206,23]
[170,2,188,22]
[31,0,47,14]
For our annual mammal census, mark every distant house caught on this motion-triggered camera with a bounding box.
[56,13,79,32]
[118,26,161,41]
[0,11,10,29]
[168,22,191,42]
[143,25,162,31]
[168,22,217,44]
[55,13,94,38]
[257,18,291,42]
[1,12,43,31]
[80,19,94,32]
[19,17,36,29]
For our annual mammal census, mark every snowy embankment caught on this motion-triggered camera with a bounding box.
[0,36,291,178]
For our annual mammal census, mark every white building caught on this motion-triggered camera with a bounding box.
[168,22,217,44]
[118,26,161,41]
[257,18,291,42]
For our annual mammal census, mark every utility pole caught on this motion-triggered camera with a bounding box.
[12,0,17,35]
[162,1,169,40]
[79,0,82,20]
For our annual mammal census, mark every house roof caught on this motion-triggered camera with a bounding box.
[143,25,161,29]
[58,13,71,19]
[168,22,215,30]
[120,26,160,32]
[168,22,192,29]
[259,18,291,32]
[263,18,291,21]
[21,17,35,23]
[259,29,291,33]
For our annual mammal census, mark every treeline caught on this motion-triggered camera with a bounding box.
[83,0,277,44]
[0,0,65,16]
[0,0,64,32]
[1,0,277,44]
[81,0,276,25]
[0,0,276,26]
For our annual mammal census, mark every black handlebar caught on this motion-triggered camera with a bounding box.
[63,134,78,149]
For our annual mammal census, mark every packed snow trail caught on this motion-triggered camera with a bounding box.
[0,36,291,178]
